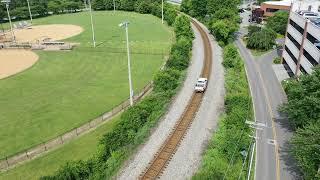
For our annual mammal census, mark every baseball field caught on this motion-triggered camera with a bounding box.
[0,11,173,160]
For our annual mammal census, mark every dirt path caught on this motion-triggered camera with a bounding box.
[0,50,39,79]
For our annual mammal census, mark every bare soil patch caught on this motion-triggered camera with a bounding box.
[13,24,83,43]
[0,50,39,79]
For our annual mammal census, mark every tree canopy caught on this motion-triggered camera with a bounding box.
[247,27,276,50]
[266,11,289,35]
[282,67,320,179]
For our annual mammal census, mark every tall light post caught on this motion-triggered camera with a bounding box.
[161,0,164,24]
[1,0,15,42]
[119,21,133,106]
[113,0,116,13]
[26,0,32,24]
[87,0,96,47]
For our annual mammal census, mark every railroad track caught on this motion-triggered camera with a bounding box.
[139,19,213,180]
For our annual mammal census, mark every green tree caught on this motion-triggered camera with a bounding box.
[266,11,289,35]
[48,1,61,14]
[247,28,276,50]
[282,67,320,129]
[206,0,240,17]
[247,25,261,36]
[174,15,193,40]
[92,0,106,10]
[190,0,207,18]
[181,0,191,14]
[209,19,238,44]
[291,121,320,180]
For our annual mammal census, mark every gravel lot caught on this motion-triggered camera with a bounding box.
[160,20,225,179]
[117,20,224,179]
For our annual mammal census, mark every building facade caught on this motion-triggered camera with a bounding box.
[282,11,320,76]
[261,0,320,17]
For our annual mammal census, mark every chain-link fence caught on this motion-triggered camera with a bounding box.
[0,82,153,172]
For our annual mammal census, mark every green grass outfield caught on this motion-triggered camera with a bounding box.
[0,11,173,159]
[0,115,121,180]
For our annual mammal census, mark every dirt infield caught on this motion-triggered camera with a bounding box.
[0,24,83,79]
[0,50,39,79]
[13,24,83,43]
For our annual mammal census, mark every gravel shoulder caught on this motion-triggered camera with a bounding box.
[117,22,205,180]
[160,19,225,179]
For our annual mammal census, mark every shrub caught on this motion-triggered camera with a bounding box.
[291,121,320,180]
[209,20,238,44]
[266,11,289,35]
[247,25,261,37]
[247,28,276,50]
[154,69,181,92]
[273,57,281,64]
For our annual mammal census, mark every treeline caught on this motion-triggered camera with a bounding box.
[39,6,194,180]
[282,67,320,180]
[0,0,84,21]
[181,0,241,45]
[91,0,177,25]
[193,44,253,179]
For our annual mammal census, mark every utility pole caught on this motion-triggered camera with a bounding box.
[161,0,164,24]
[1,0,15,43]
[247,140,256,180]
[83,0,87,9]
[119,21,134,106]
[26,0,32,24]
[113,0,116,13]
[88,0,96,47]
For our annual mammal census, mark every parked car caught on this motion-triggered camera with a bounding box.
[302,12,318,19]
[239,8,245,13]
[297,10,311,15]
[194,78,208,93]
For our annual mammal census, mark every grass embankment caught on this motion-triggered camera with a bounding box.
[38,15,193,179]
[193,44,253,179]
[0,116,120,180]
[0,11,173,159]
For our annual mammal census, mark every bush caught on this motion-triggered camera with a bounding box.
[247,25,261,36]
[154,69,181,92]
[273,57,281,64]
[282,67,320,129]
[291,121,320,180]
[247,28,276,50]
[266,11,289,35]
[209,19,238,44]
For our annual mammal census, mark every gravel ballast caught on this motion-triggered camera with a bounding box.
[117,20,224,179]
[160,20,225,179]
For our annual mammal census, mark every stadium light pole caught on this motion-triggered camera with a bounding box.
[1,0,15,42]
[26,0,33,24]
[161,0,164,24]
[119,21,133,106]
[88,0,96,47]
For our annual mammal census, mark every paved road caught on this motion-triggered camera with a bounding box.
[237,9,301,180]
[257,52,301,180]
[236,39,279,180]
